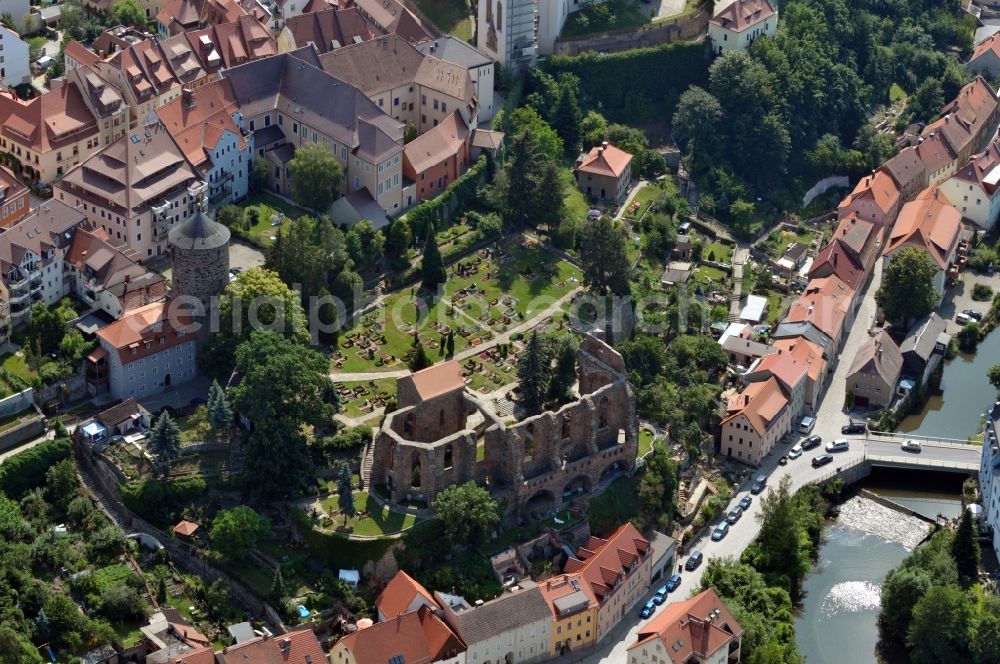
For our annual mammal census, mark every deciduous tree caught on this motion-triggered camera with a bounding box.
[288,144,344,212]
[433,482,500,546]
[876,247,938,327]
[209,507,270,560]
[579,216,631,295]
[346,220,384,269]
[907,584,973,664]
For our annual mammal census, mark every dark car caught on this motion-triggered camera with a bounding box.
[778,455,788,466]
[964,309,984,321]
[802,435,822,450]
[640,599,656,618]
[685,551,704,571]
[842,422,867,435]
[665,574,682,592]
[726,506,743,524]
[711,522,729,541]
[750,474,767,494]
[812,454,834,468]
[739,495,753,510]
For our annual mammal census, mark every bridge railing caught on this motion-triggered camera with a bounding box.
[866,430,979,449]
[866,453,979,472]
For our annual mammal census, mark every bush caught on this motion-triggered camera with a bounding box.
[320,426,372,451]
[972,283,993,301]
[967,246,998,273]
[0,437,71,499]
[120,477,208,526]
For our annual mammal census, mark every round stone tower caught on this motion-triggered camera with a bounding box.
[168,210,231,313]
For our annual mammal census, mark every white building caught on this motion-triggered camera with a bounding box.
[478,0,584,72]
[88,301,198,400]
[438,582,552,664]
[0,0,30,35]
[0,27,30,87]
[418,36,496,122]
[939,142,1000,230]
[979,402,1000,563]
[708,0,777,56]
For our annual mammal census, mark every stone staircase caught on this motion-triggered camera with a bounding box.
[359,441,375,490]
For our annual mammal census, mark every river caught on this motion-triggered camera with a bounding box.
[897,326,1000,439]
[795,476,963,663]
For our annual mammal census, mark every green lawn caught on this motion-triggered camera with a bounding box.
[563,168,589,223]
[332,241,579,375]
[765,291,784,324]
[240,193,312,247]
[704,241,734,264]
[561,0,653,38]
[0,353,40,397]
[691,264,728,286]
[890,83,907,103]
[638,428,656,457]
[763,227,817,262]
[412,0,472,40]
[624,180,677,220]
[320,491,423,536]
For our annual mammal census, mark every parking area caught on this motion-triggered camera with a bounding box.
[940,271,1000,335]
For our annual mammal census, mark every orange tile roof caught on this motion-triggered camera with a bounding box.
[336,605,465,664]
[915,131,957,175]
[576,143,632,178]
[629,588,743,661]
[156,78,246,169]
[972,32,1000,61]
[173,519,199,536]
[784,275,854,341]
[217,630,325,664]
[939,77,999,146]
[171,646,216,664]
[565,523,650,603]
[539,573,598,619]
[710,0,775,31]
[722,376,788,436]
[65,40,101,68]
[838,171,899,216]
[751,351,807,393]
[0,84,99,153]
[377,570,438,619]
[409,361,464,401]
[772,336,826,384]
[949,141,1000,196]
[883,186,962,269]
[403,111,470,175]
[96,301,195,364]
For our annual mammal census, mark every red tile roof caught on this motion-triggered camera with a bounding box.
[173,519,199,536]
[96,302,195,364]
[883,187,963,269]
[629,588,743,662]
[722,376,788,436]
[0,84,98,153]
[772,337,826,385]
[403,111,470,175]
[576,143,632,178]
[949,141,1000,196]
[376,570,438,619]
[972,32,1000,62]
[409,361,464,401]
[710,0,775,31]
[566,523,650,603]
[751,351,807,393]
[336,605,465,664]
[217,630,325,664]
[808,239,864,290]
[838,171,900,217]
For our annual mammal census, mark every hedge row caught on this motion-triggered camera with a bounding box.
[404,155,490,236]
[543,40,709,121]
[0,436,71,498]
[120,476,210,526]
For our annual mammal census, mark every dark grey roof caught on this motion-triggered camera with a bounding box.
[773,321,833,353]
[416,36,491,69]
[253,123,284,147]
[449,583,551,644]
[899,312,947,361]
[168,210,230,250]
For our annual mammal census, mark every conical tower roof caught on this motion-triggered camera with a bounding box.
[169,210,231,251]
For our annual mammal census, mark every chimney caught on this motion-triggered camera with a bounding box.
[601,141,609,151]
[833,252,838,266]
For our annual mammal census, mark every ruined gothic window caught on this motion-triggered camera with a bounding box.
[439,410,445,427]
[444,444,454,470]
[562,414,571,439]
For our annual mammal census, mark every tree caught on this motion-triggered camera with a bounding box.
[409,342,431,372]
[99,584,149,622]
[672,86,722,173]
[446,330,455,357]
[907,584,973,664]
[250,158,269,192]
[876,248,938,326]
[508,107,563,162]
[952,507,980,586]
[28,303,65,355]
[216,205,247,230]
[203,578,230,618]
[518,331,550,416]
[210,507,270,560]
[0,624,44,664]
[346,220,384,268]
[552,79,582,158]
[111,0,145,26]
[547,335,578,403]
[421,232,445,290]
[498,130,545,226]
[745,474,810,592]
[270,568,286,603]
[44,458,77,513]
[988,364,1000,393]
[638,447,678,530]
[386,219,412,258]
[288,144,344,211]
[433,482,500,546]
[206,379,233,435]
[972,596,1000,664]
[149,412,181,477]
[957,321,981,353]
[579,216,632,295]
[880,566,931,642]
[337,462,356,526]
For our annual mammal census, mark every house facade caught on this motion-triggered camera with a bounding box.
[538,574,599,658]
[743,352,808,421]
[882,187,962,297]
[721,376,791,466]
[847,329,902,409]
[0,27,30,87]
[837,171,901,232]
[708,0,777,55]
[772,336,827,410]
[89,301,198,399]
[417,36,496,121]
[628,589,743,664]
[0,164,30,229]
[939,142,1000,230]
[575,142,632,203]
[979,403,1000,563]
[403,111,470,203]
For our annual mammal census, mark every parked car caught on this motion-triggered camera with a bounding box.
[812,454,834,468]
[653,587,668,605]
[799,416,817,433]
[739,495,753,510]
[842,422,866,435]
[726,506,743,524]
[778,455,788,466]
[826,439,850,453]
[956,312,972,326]
[711,522,730,541]
[750,474,767,494]
[802,435,822,450]
[640,599,656,618]
[964,309,984,321]
[665,574,682,592]
[789,445,803,459]
[685,551,704,571]
[901,440,922,453]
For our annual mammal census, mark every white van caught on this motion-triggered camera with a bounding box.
[799,416,816,434]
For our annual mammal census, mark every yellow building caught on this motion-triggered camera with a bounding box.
[539,573,599,658]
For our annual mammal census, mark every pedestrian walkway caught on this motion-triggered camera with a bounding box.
[727,247,749,322]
